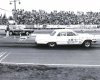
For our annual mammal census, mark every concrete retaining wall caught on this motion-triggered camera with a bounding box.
[0,25,99,30]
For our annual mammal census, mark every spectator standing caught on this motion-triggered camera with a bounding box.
[6,24,10,37]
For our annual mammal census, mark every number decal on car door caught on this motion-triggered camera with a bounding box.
[68,39,78,44]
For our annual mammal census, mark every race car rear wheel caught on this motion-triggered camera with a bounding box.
[48,42,56,48]
[83,41,91,48]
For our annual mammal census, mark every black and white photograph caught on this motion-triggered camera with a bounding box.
[0,0,100,80]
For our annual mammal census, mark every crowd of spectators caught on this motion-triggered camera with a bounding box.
[0,14,8,25]
[1,9,100,25]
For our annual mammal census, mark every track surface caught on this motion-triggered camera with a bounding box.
[0,44,100,65]
[0,29,100,65]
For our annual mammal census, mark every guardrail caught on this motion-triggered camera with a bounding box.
[0,25,100,32]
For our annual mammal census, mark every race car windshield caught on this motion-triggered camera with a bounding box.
[50,31,56,36]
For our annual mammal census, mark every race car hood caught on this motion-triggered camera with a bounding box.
[78,33,96,40]
[36,34,50,37]
[35,34,51,40]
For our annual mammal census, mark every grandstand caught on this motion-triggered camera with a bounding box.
[0,9,100,29]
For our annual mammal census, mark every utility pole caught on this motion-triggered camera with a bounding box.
[10,0,21,25]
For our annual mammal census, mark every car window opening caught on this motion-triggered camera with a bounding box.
[50,31,56,36]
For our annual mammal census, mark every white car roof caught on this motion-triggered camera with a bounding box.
[54,29,74,32]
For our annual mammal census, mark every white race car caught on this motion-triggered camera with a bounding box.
[35,29,97,48]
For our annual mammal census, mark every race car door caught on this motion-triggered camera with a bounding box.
[67,32,79,44]
[56,32,68,45]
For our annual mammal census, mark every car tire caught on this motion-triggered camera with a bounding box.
[26,32,29,35]
[48,42,56,48]
[83,41,91,48]
[9,31,13,35]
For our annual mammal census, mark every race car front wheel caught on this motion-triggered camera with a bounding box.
[83,41,91,48]
[48,42,56,48]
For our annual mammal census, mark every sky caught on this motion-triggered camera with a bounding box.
[0,0,100,17]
